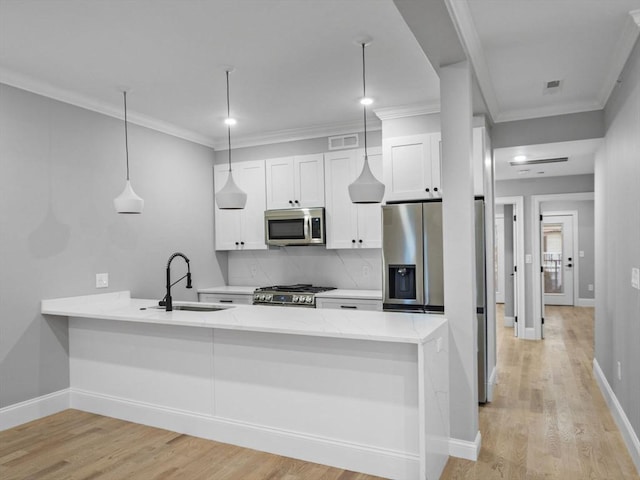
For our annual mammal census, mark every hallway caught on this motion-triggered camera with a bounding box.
[441,305,639,479]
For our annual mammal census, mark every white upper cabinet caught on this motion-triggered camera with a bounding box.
[265,153,325,209]
[324,147,383,249]
[214,160,267,251]
[382,133,442,202]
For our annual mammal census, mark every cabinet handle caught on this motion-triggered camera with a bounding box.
[433,187,439,192]
[294,200,299,204]
[235,242,239,246]
[219,299,233,303]
[340,305,358,309]
[288,200,293,205]
[358,239,363,243]
[352,239,356,243]
[240,241,245,246]
[425,188,430,192]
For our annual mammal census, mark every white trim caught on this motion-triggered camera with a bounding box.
[524,327,536,340]
[593,359,640,474]
[577,298,595,307]
[0,389,70,431]
[373,101,441,121]
[495,196,526,339]
[493,100,603,124]
[504,315,515,327]
[449,431,481,461]
[69,388,420,480]
[532,193,594,340]
[0,70,215,147]
[597,10,640,110]
[487,366,497,402]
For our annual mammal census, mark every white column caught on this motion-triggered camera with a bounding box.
[440,60,479,446]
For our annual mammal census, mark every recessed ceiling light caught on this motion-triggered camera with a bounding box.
[513,155,527,162]
[518,169,530,175]
[224,117,237,126]
[360,97,373,106]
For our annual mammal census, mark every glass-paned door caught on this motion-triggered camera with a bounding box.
[542,214,574,306]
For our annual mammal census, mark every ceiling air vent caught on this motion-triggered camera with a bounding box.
[329,134,359,150]
[509,157,568,166]
[543,79,563,94]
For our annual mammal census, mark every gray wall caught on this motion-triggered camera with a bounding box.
[495,174,594,326]
[492,110,605,149]
[597,36,640,450]
[540,200,595,300]
[503,204,515,318]
[0,84,225,407]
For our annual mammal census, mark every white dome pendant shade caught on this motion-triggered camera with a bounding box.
[215,68,247,210]
[114,91,144,214]
[348,41,385,204]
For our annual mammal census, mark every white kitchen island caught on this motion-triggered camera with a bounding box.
[42,291,449,480]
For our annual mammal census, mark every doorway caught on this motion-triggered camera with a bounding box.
[542,213,577,306]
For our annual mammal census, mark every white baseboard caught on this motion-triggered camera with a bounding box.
[577,298,595,307]
[0,389,70,431]
[593,359,640,474]
[70,388,420,480]
[504,315,514,327]
[449,431,481,461]
[524,327,536,340]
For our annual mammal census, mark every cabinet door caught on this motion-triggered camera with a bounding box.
[199,293,253,305]
[237,161,267,250]
[429,132,442,198]
[265,157,295,209]
[355,149,383,248]
[383,134,431,201]
[324,150,358,249]
[294,153,325,208]
[214,165,243,250]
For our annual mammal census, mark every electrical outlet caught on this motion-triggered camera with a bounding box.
[362,265,370,278]
[617,361,622,380]
[579,250,585,258]
[525,254,532,264]
[632,267,640,290]
[588,284,594,291]
[96,273,109,289]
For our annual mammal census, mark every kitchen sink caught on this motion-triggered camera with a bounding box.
[146,304,231,312]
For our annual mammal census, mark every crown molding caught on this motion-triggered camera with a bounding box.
[0,68,216,147]
[212,119,381,150]
[597,9,640,107]
[373,101,441,121]
[445,0,501,121]
[494,99,602,124]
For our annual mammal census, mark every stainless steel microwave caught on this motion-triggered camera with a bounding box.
[264,207,325,246]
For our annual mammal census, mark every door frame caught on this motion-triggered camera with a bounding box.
[494,214,505,304]
[531,192,594,340]
[541,210,579,308]
[495,196,525,339]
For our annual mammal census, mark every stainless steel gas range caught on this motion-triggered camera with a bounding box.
[252,284,336,308]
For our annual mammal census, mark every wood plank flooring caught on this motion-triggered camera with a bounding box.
[1,305,637,479]
[441,304,639,479]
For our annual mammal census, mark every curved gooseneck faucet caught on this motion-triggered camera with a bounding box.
[161,252,192,311]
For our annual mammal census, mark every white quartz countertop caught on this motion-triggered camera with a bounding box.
[197,286,257,294]
[315,289,382,300]
[42,291,445,345]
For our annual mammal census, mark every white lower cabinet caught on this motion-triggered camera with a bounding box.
[214,160,267,251]
[198,293,253,305]
[324,147,383,249]
[316,298,382,311]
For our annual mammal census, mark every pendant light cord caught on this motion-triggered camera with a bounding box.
[361,43,368,159]
[123,91,130,181]
[226,70,232,172]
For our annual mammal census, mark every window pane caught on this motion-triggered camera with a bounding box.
[543,224,563,294]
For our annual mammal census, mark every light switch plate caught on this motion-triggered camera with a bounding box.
[632,267,640,290]
[525,254,532,264]
[579,250,585,258]
[96,273,109,289]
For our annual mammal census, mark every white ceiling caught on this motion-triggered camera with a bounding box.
[0,0,439,148]
[1,0,638,181]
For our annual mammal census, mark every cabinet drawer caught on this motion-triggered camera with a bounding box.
[198,293,253,305]
[316,298,382,311]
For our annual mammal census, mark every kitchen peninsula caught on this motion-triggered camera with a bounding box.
[42,291,449,480]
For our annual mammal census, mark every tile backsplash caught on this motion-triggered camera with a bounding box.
[228,247,382,289]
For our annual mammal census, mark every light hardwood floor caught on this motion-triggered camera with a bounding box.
[441,304,639,479]
[1,306,638,479]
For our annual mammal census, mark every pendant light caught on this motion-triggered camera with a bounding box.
[113,91,144,214]
[348,41,385,204]
[215,68,247,210]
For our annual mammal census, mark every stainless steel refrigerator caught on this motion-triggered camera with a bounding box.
[382,198,488,403]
